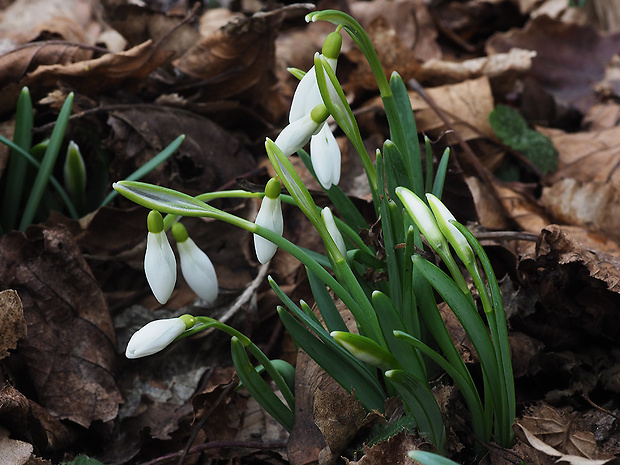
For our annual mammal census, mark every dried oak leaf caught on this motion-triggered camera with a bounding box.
[0,384,76,452]
[517,403,618,464]
[0,225,122,428]
[173,9,286,119]
[518,225,620,349]
[0,289,26,359]
[487,15,620,113]
[23,40,173,94]
[106,104,255,193]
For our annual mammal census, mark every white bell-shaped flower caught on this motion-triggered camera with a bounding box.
[395,187,447,253]
[172,223,218,305]
[126,315,194,359]
[289,31,341,123]
[254,178,284,264]
[144,210,177,305]
[321,207,347,259]
[310,124,341,190]
[275,104,329,157]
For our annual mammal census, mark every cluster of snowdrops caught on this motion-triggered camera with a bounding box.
[116,10,515,464]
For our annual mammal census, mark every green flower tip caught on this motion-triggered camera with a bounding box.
[264,177,281,199]
[171,222,189,243]
[179,314,196,330]
[147,210,165,233]
[322,31,342,60]
[310,104,329,124]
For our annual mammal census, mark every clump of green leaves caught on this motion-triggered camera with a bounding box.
[0,87,184,234]
[488,104,557,175]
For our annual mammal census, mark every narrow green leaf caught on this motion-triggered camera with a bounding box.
[307,268,348,332]
[2,87,33,231]
[20,92,74,230]
[432,147,450,199]
[385,369,446,452]
[389,72,424,196]
[231,337,294,431]
[101,135,185,207]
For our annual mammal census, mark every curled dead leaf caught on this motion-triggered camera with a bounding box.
[0,225,121,428]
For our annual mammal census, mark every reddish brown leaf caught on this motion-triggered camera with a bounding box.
[0,289,26,360]
[0,225,121,427]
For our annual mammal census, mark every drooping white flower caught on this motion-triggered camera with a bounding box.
[310,124,341,190]
[126,316,192,359]
[144,210,177,305]
[172,223,218,304]
[321,206,346,259]
[254,178,284,264]
[274,104,329,157]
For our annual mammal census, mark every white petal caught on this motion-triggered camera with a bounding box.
[254,197,283,264]
[177,238,218,304]
[290,66,322,123]
[289,57,338,124]
[144,231,177,304]
[395,187,444,250]
[126,318,186,358]
[322,207,346,258]
[310,125,341,190]
[275,114,319,156]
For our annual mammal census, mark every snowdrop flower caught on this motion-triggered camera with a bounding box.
[289,32,341,123]
[426,194,475,268]
[172,223,218,304]
[254,178,284,264]
[321,207,346,259]
[126,314,195,359]
[310,124,341,190]
[275,104,329,157]
[145,210,177,304]
[395,187,447,254]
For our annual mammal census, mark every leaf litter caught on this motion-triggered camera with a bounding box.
[0,0,620,463]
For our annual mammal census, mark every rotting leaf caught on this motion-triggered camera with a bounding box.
[0,289,27,359]
[0,384,76,452]
[23,40,173,94]
[0,225,122,428]
[173,8,287,120]
[346,430,429,465]
[487,15,620,113]
[517,403,617,464]
[106,105,255,193]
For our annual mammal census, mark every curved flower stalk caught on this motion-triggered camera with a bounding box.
[171,223,218,304]
[126,314,195,359]
[145,210,177,304]
[254,178,284,264]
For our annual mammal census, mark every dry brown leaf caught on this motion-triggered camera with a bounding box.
[0,225,122,428]
[174,9,286,119]
[345,15,420,93]
[517,403,617,464]
[23,40,173,93]
[487,15,620,113]
[494,182,549,235]
[350,0,439,61]
[541,179,620,245]
[409,76,496,142]
[0,384,76,452]
[346,431,427,465]
[419,48,535,90]
[540,124,620,192]
[518,225,620,348]
[0,289,26,360]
